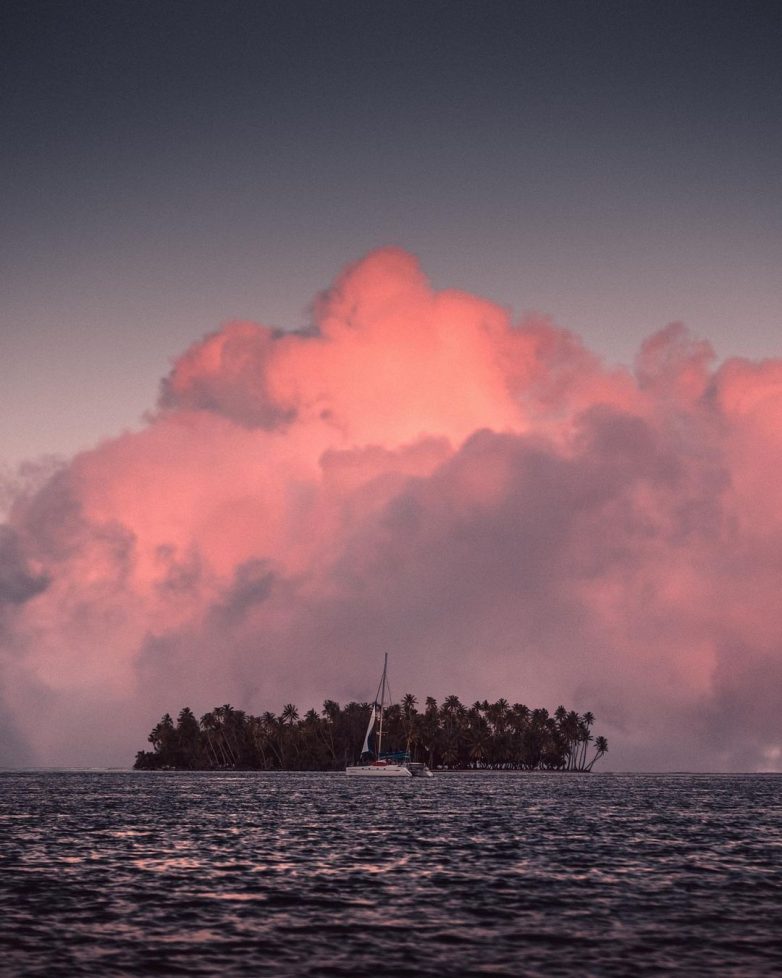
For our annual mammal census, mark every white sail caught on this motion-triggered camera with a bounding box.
[360,703,379,757]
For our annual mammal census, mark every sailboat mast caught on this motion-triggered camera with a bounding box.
[377,653,388,758]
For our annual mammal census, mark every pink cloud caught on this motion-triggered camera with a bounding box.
[2,248,781,770]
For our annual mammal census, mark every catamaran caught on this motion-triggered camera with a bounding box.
[345,655,431,777]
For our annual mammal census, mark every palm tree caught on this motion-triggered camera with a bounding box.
[260,711,282,767]
[421,697,440,767]
[247,715,271,768]
[175,706,201,768]
[320,700,341,765]
[147,713,169,750]
[561,710,580,770]
[586,736,608,771]
[212,704,241,766]
[200,711,230,767]
[399,692,419,758]
[280,703,299,727]
[277,704,300,767]
[578,712,595,770]
[487,698,509,734]
[511,703,530,727]
[401,692,418,717]
[281,703,299,725]
[441,694,463,716]
[322,699,341,722]
[466,713,490,768]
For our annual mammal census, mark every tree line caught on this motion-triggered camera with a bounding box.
[133,694,608,772]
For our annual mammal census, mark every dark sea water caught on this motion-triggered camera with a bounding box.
[1,772,781,977]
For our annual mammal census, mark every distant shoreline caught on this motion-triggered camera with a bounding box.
[3,768,780,776]
[0,767,782,778]
[134,699,609,773]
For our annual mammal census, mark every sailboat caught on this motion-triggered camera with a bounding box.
[345,654,416,777]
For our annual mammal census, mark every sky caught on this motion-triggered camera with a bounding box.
[1,1,781,770]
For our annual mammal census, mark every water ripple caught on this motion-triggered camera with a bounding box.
[1,772,781,976]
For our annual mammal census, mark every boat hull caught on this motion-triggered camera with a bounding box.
[345,763,412,777]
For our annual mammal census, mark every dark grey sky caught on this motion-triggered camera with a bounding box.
[2,0,781,466]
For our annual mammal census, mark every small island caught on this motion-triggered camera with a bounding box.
[134,696,608,772]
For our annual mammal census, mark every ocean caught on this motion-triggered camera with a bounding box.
[1,771,780,976]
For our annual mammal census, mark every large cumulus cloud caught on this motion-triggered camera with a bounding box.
[2,248,781,769]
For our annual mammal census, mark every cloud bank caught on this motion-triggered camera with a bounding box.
[3,248,781,770]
